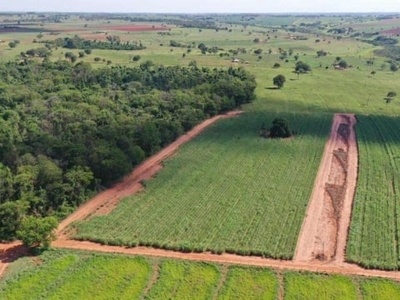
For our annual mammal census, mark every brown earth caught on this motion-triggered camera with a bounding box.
[3,112,400,281]
[294,114,358,263]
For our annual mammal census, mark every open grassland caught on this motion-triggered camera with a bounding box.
[73,112,331,259]
[1,249,400,299]
[347,115,400,270]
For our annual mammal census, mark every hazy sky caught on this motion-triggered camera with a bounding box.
[1,0,400,13]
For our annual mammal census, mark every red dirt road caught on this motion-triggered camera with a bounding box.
[294,114,358,263]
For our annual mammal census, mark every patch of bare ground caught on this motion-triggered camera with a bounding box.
[294,114,358,264]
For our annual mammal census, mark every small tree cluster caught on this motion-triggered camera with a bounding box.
[269,118,293,138]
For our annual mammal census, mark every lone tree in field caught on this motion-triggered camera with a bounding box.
[390,63,398,73]
[295,61,311,73]
[385,91,397,104]
[273,74,286,89]
[269,118,293,138]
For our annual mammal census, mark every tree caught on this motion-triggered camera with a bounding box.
[9,42,17,49]
[132,55,141,62]
[390,63,398,72]
[295,61,311,73]
[269,118,292,138]
[385,91,397,104]
[338,60,348,69]
[273,75,286,89]
[0,201,26,241]
[17,216,57,249]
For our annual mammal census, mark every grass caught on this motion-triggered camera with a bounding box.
[347,115,400,270]
[73,111,331,259]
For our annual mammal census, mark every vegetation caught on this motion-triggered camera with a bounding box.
[0,60,255,241]
[284,272,358,299]
[273,74,286,88]
[269,118,293,138]
[73,112,331,258]
[217,266,278,300]
[2,250,400,299]
[347,115,400,270]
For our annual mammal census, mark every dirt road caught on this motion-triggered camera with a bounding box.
[294,114,358,263]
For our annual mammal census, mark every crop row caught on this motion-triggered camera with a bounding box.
[347,115,400,270]
[73,112,332,259]
[1,249,400,299]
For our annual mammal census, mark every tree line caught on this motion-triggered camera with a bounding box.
[0,60,256,244]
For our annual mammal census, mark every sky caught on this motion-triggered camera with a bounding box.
[1,0,400,13]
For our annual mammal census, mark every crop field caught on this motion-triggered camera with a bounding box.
[73,111,332,258]
[284,272,358,299]
[1,249,400,299]
[347,115,400,270]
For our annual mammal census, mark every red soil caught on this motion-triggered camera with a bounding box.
[294,114,358,264]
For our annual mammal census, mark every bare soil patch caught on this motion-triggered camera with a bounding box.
[294,114,358,264]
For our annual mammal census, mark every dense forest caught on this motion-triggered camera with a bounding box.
[0,60,256,241]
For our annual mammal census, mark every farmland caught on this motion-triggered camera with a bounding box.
[1,249,400,299]
[73,111,332,258]
[1,11,400,296]
[347,115,400,270]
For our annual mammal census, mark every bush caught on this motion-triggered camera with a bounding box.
[269,118,292,138]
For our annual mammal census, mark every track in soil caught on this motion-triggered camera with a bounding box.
[3,112,400,281]
[294,114,358,264]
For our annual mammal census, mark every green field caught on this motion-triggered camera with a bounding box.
[73,112,331,258]
[347,115,400,270]
[1,249,400,299]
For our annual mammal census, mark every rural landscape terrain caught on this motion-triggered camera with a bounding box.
[1,11,400,299]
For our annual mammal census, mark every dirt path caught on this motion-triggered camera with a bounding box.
[294,114,358,263]
[56,111,242,236]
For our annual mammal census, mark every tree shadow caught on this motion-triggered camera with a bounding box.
[0,244,30,264]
